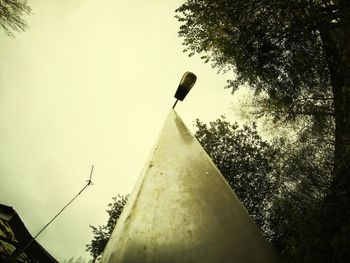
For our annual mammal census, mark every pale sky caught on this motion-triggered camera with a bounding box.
[0,0,242,261]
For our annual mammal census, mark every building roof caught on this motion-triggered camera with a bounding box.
[0,204,58,262]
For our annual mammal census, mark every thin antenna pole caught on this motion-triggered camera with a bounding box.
[8,165,94,261]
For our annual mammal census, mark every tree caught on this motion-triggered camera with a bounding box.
[268,125,333,262]
[86,195,129,262]
[194,117,281,237]
[176,1,350,261]
[195,117,333,262]
[0,0,31,36]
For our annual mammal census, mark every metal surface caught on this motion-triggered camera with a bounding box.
[100,109,278,263]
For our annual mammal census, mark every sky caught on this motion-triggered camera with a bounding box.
[0,0,244,261]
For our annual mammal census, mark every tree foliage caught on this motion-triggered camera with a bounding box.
[194,118,280,233]
[195,117,333,262]
[86,195,129,262]
[269,126,333,262]
[177,0,337,122]
[0,0,30,36]
[176,1,350,261]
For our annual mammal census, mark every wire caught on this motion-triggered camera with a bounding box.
[8,165,94,262]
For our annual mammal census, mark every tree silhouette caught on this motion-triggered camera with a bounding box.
[0,0,31,36]
[176,1,350,261]
[194,118,280,233]
[195,117,333,262]
[86,195,129,262]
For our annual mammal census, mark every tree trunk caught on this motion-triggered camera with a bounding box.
[319,1,350,262]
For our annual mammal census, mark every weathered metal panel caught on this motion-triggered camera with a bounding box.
[101,109,277,263]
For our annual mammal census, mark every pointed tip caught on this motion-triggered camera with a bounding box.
[101,110,277,263]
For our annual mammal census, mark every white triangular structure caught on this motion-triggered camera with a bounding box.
[101,109,277,263]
